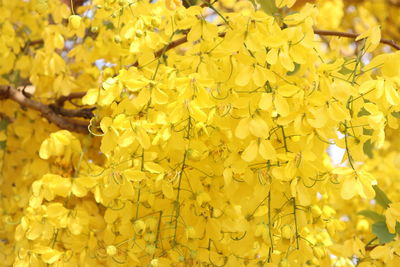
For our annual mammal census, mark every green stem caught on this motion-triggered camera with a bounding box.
[292,198,299,250]
[344,123,355,170]
[267,190,274,260]
[172,116,191,245]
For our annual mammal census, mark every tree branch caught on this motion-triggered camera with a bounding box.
[48,104,95,119]
[55,91,87,106]
[313,29,400,50]
[129,32,227,68]
[0,85,89,134]
[128,28,399,69]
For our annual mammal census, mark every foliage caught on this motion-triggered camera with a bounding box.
[1,0,400,266]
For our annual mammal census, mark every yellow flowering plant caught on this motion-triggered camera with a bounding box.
[1,0,400,266]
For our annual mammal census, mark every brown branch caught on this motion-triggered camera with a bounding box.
[55,91,87,106]
[0,112,14,123]
[128,32,226,68]
[0,85,89,134]
[49,104,95,119]
[313,29,400,50]
[128,28,399,69]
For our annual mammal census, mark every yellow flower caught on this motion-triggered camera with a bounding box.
[334,168,377,200]
[166,0,182,10]
[68,15,81,30]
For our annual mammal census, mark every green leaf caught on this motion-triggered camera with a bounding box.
[0,141,5,150]
[372,221,396,244]
[0,119,8,151]
[363,128,373,136]
[338,66,353,75]
[287,63,300,76]
[258,0,278,15]
[249,0,258,9]
[103,21,115,30]
[357,107,371,117]
[358,210,385,222]
[363,139,374,159]
[0,119,8,131]
[391,111,400,118]
[373,185,392,208]
[182,0,197,8]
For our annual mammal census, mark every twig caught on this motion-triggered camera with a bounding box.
[49,104,95,119]
[314,29,400,50]
[55,91,87,106]
[128,32,226,68]
[127,27,399,69]
[0,85,89,134]
[292,198,299,250]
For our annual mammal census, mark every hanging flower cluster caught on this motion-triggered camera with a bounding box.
[1,0,400,266]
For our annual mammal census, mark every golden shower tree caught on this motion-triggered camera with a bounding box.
[1,0,400,266]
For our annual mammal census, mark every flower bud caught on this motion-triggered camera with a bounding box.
[69,15,81,30]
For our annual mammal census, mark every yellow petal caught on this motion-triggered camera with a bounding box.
[144,162,164,173]
[235,118,250,139]
[124,169,146,182]
[279,51,294,71]
[274,94,290,116]
[235,65,252,86]
[370,246,389,260]
[341,177,357,200]
[278,84,300,97]
[259,139,277,160]
[152,88,169,105]
[259,93,273,111]
[249,117,269,138]
[82,88,99,105]
[137,127,151,149]
[39,139,50,159]
[189,101,208,123]
[385,80,400,105]
[241,140,258,162]
[223,168,232,185]
[252,65,267,87]
[162,180,174,199]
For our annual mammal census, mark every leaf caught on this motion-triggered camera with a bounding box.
[0,119,8,131]
[0,141,5,150]
[363,139,374,159]
[391,111,400,118]
[258,0,278,15]
[0,119,7,151]
[358,210,385,222]
[357,107,371,117]
[372,221,396,244]
[373,185,392,208]
[103,20,115,30]
[363,128,373,136]
[287,63,300,76]
[338,66,353,75]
